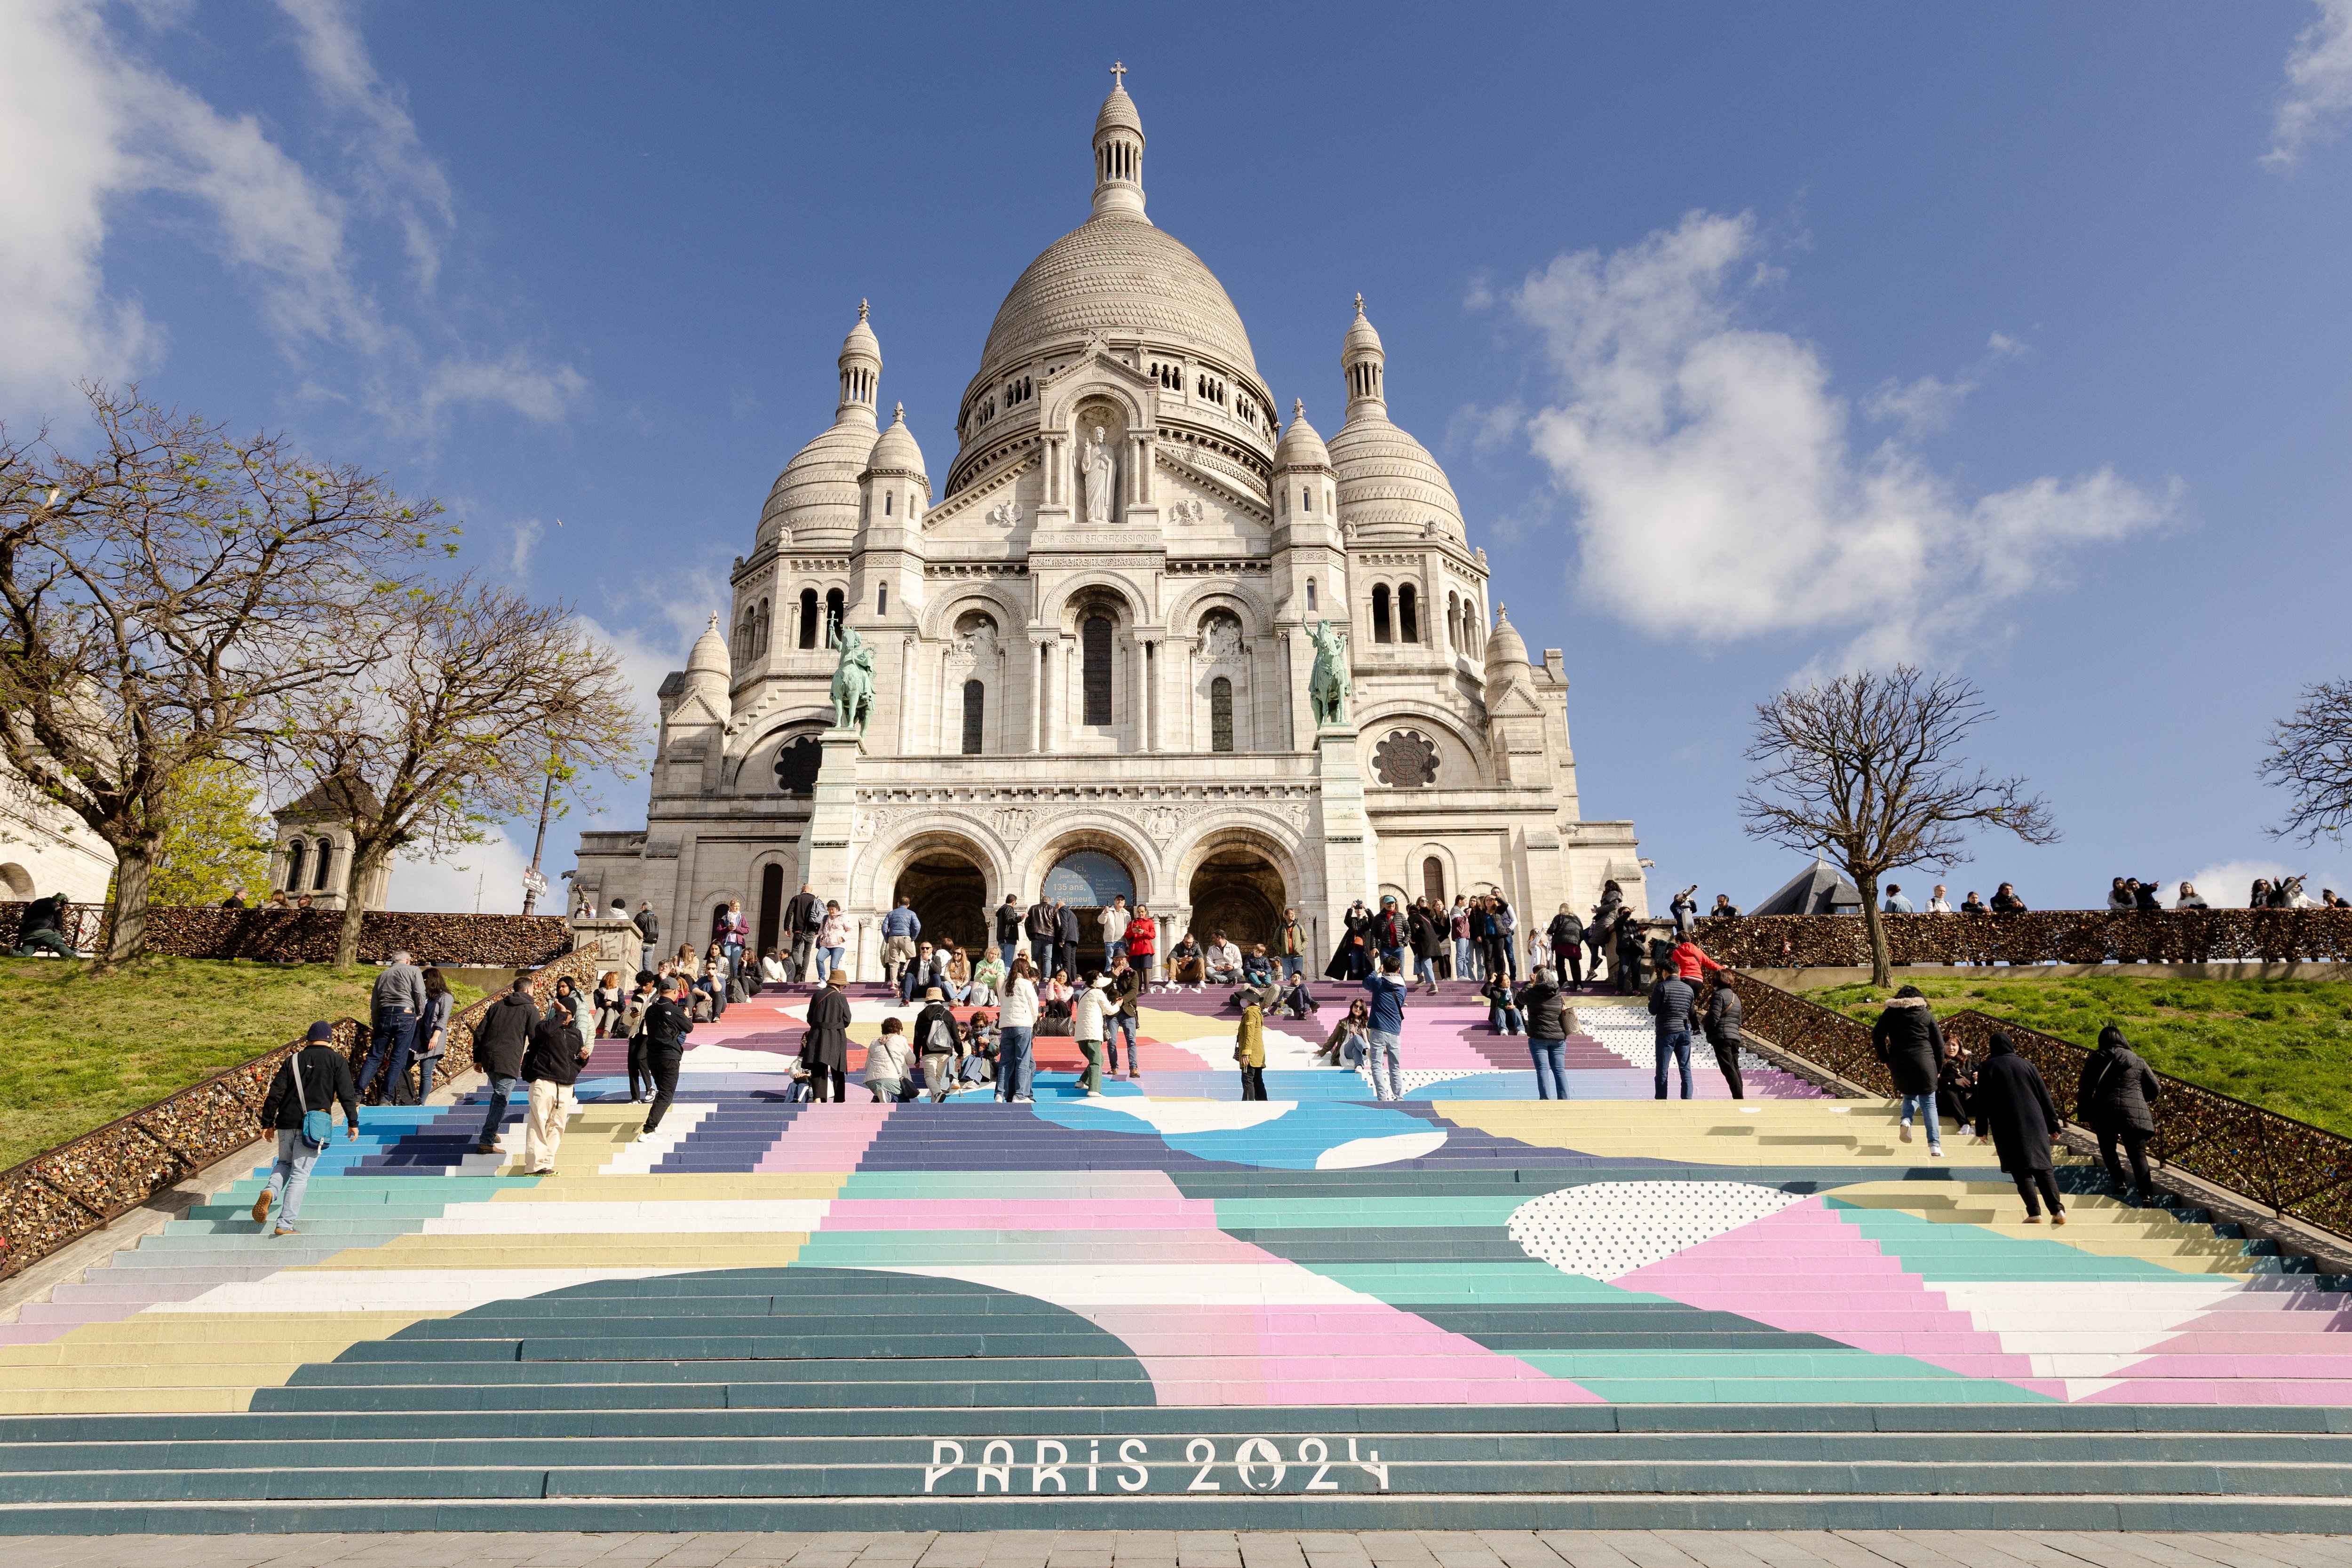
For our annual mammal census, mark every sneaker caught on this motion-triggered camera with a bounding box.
[2022,1214,2042,1225]
[272,1225,300,1237]
[250,1189,271,1225]
[1928,1146,1945,1158]
[1899,1124,1913,1143]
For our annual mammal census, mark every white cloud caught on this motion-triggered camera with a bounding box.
[506,517,543,579]
[2266,0,2352,167]
[387,828,530,914]
[2165,858,2304,909]
[1499,210,2176,665]
[0,0,581,432]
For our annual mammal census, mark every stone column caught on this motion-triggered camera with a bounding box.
[1314,723,1378,968]
[804,729,863,923]
[1028,638,1047,753]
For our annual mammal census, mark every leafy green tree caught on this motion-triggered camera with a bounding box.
[147,759,271,907]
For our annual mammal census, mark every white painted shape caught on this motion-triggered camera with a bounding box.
[1085,1100,1295,1135]
[596,1104,714,1174]
[421,1200,833,1235]
[1934,1279,2244,1369]
[147,1268,695,1314]
[1507,1180,1810,1281]
[1315,1130,1449,1169]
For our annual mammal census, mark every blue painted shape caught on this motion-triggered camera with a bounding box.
[1031,1097,1443,1170]
[1041,850,1134,905]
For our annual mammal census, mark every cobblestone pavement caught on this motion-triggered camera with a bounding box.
[10,1532,2352,1568]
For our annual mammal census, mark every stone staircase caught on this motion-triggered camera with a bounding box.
[1,981,2348,1533]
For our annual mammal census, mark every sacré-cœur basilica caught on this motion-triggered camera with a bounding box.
[570,68,1645,975]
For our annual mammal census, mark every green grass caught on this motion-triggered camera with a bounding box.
[0,956,481,1171]
[1802,973,2352,1136]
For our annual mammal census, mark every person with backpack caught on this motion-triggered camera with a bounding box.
[2078,1024,2162,1206]
[470,974,540,1158]
[521,996,592,1174]
[783,883,823,983]
[250,1021,359,1237]
[914,987,962,1102]
[1547,905,1585,990]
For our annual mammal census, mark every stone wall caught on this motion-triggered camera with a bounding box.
[0,903,572,967]
[0,946,606,1279]
[1687,909,2352,969]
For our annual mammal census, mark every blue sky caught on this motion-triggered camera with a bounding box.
[7,1,2350,913]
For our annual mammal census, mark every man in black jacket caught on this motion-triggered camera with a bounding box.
[1055,900,1081,980]
[1647,970,1696,1100]
[782,883,823,982]
[1702,981,1745,1100]
[470,976,540,1156]
[251,1021,360,1236]
[637,979,695,1133]
[1025,898,1057,973]
[994,895,1025,971]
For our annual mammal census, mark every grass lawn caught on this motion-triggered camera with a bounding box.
[0,956,481,1171]
[1803,972,2352,1136]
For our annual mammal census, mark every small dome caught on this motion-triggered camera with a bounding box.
[1330,411,1464,540]
[866,403,928,479]
[686,614,730,679]
[1343,293,1384,363]
[1483,605,1529,676]
[1095,84,1142,140]
[841,299,879,363]
[1273,400,1330,470]
[761,421,879,544]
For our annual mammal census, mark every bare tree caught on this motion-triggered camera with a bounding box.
[0,385,448,965]
[1740,666,2058,987]
[2261,679,2352,845]
[277,578,642,968]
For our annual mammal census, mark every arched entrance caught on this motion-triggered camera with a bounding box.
[755,863,787,957]
[1041,845,1137,979]
[1188,845,1285,954]
[893,850,987,957]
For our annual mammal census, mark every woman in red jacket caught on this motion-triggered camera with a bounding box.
[1125,903,1158,985]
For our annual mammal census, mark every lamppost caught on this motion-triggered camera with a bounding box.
[521,757,557,916]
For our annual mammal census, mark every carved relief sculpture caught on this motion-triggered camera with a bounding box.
[1081,424,1115,524]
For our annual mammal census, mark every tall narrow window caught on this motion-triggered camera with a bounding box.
[756,599,771,657]
[756,863,785,955]
[1306,579,1316,611]
[284,840,306,892]
[1372,585,1393,644]
[1400,584,1420,643]
[1209,677,1234,753]
[1422,857,1446,907]
[1081,615,1113,726]
[876,583,887,615]
[1303,486,1313,514]
[825,589,845,643]
[799,588,819,648]
[312,838,333,891]
[961,680,984,755]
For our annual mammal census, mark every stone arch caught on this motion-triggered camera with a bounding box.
[1039,374,1147,440]
[917,581,1028,641]
[1022,822,1157,906]
[1407,841,1460,908]
[0,862,32,899]
[1038,573,1149,632]
[735,714,832,793]
[1162,578,1272,637]
[1174,822,1296,955]
[1353,702,1490,788]
[858,827,1010,937]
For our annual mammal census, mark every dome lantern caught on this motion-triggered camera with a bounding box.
[1091,61,1147,223]
[837,299,882,422]
[1343,293,1386,411]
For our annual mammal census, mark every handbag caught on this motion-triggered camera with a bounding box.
[290,1046,332,1152]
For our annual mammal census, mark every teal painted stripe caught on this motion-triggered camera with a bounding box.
[1824,1200,2207,1283]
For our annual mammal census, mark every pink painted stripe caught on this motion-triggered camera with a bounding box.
[753,1101,892,1172]
[822,1198,1224,1232]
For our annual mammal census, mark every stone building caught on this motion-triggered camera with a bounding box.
[269,773,390,911]
[571,71,1644,975]
[0,760,114,907]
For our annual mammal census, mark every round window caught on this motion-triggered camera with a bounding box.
[1373,729,1439,788]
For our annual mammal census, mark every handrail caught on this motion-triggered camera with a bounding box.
[1719,969,2352,1240]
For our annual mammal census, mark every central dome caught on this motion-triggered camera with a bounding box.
[976,213,1258,383]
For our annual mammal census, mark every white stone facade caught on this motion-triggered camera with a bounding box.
[0,762,114,907]
[571,73,1645,973]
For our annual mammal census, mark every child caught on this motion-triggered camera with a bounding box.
[1235,994,1267,1101]
[1279,971,1317,1021]
[1483,971,1522,1036]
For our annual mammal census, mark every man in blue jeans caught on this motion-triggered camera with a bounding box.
[361,950,425,1103]
[1362,955,1409,1102]
[1647,967,1696,1099]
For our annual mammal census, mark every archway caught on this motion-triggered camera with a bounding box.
[893,850,987,958]
[1188,845,1285,955]
[755,862,787,957]
[0,862,30,899]
[1041,845,1138,979]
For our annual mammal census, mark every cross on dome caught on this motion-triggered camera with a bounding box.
[1110,60,1126,89]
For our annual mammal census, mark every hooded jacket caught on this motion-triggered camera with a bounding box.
[1974,1035,2061,1174]
[1870,992,1944,1096]
[472,991,541,1079]
[522,1012,589,1085]
[2077,1026,2161,1133]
